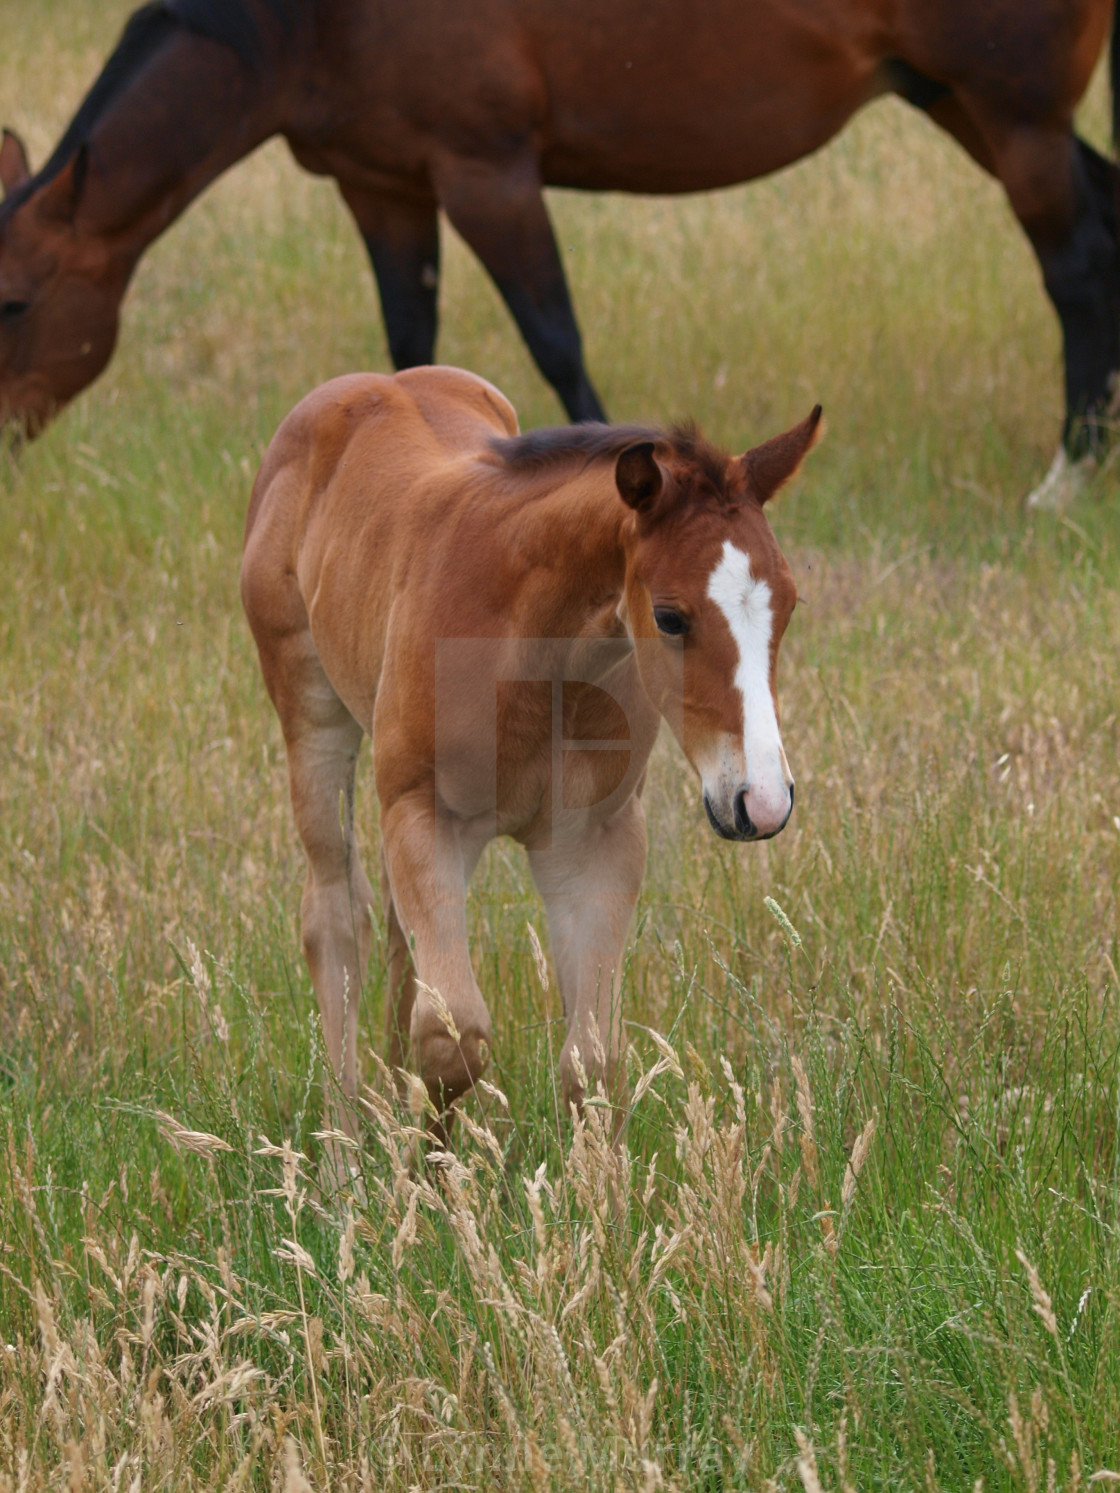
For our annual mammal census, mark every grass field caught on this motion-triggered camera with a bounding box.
[2,4,1120,1488]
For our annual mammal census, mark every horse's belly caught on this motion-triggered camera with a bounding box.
[533,2,880,193]
[542,74,874,192]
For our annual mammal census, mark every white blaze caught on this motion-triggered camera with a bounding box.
[706,540,787,806]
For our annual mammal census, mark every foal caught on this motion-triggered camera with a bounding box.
[241,367,819,1134]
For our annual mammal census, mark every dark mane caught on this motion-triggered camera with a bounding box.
[2,0,301,217]
[489,419,735,504]
[490,421,665,472]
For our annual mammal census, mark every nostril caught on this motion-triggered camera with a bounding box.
[788,783,795,812]
[733,789,755,838]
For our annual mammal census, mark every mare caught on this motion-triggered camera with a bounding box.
[0,0,1116,504]
[241,366,820,1136]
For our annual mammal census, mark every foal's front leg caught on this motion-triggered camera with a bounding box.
[528,797,648,1128]
[379,792,492,1127]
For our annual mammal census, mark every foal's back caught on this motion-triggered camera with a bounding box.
[244,365,518,553]
[241,367,519,727]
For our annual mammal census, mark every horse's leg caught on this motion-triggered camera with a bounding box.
[889,67,996,174]
[380,846,416,1072]
[261,630,375,1148]
[340,185,441,370]
[379,793,492,1129]
[893,61,1120,508]
[431,151,606,422]
[967,111,1119,506]
[527,797,648,1130]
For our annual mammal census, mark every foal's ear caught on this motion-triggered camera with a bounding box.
[740,404,823,504]
[0,129,31,197]
[616,441,663,512]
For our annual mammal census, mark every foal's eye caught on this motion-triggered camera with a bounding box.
[0,299,29,324]
[653,607,689,637]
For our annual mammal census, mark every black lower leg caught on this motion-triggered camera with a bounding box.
[1044,139,1120,458]
[494,275,607,422]
[437,158,607,423]
[341,187,442,370]
[365,225,441,369]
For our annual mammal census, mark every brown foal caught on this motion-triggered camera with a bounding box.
[242,366,820,1137]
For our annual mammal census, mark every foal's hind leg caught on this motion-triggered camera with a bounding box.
[264,630,376,1144]
[527,798,648,1133]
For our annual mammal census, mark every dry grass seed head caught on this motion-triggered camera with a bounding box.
[417,979,460,1044]
[790,1055,819,1193]
[282,1437,313,1493]
[157,1111,233,1157]
[764,895,803,947]
[1015,1250,1060,1338]
[841,1110,878,1212]
[794,1428,825,1493]
[527,920,550,990]
[337,1211,356,1283]
[769,1079,786,1154]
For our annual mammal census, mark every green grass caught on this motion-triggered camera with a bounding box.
[2,3,1120,1488]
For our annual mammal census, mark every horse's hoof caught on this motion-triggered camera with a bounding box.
[1024,447,1096,512]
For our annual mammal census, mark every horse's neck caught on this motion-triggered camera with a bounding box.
[72,30,292,267]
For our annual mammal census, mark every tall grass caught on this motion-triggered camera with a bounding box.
[2,3,1119,1487]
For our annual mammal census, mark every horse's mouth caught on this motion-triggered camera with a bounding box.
[0,417,27,457]
[0,386,53,447]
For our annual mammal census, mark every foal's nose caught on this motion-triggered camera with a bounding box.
[737,794,755,842]
[735,780,794,840]
[732,789,755,838]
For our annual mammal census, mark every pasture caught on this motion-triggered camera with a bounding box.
[2,2,1119,1487]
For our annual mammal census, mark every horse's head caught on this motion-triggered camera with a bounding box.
[0,130,124,439]
[618,406,821,841]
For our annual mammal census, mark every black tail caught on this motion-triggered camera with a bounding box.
[1112,0,1120,148]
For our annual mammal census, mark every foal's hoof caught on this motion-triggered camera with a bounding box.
[418,1029,491,1112]
[1024,447,1096,512]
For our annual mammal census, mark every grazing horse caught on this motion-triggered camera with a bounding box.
[0,0,1114,504]
[241,366,819,1133]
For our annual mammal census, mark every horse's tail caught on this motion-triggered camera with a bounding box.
[1112,0,1120,149]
